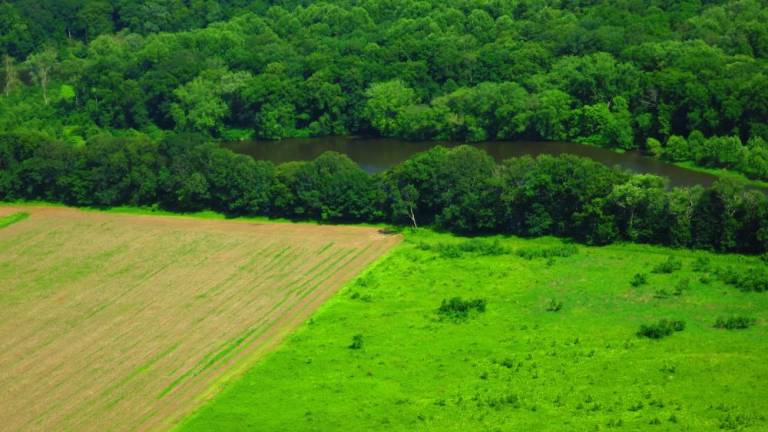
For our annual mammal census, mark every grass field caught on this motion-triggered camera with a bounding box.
[179,230,768,431]
[0,206,400,432]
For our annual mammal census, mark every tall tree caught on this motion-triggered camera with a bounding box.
[25,48,57,105]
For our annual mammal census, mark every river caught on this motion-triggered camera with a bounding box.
[224,136,726,188]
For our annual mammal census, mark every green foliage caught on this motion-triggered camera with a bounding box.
[348,334,364,350]
[437,297,486,321]
[714,316,756,330]
[716,266,768,292]
[516,244,578,260]
[2,131,768,255]
[652,256,683,274]
[637,319,686,339]
[545,298,563,312]
[631,273,648,287]
[2,0,768,184]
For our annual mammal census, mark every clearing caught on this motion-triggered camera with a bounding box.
[0,206,400,431]
[180,230,768,431]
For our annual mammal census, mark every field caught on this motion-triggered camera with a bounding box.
[0,206,400,432]
[180,230,768,431]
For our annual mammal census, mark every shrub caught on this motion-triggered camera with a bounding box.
[546,298,563,312]
[692,256,711,272]
[437,297,487,320]
[652,256,683,274]
[674,278,689,296]
[348,334,364,350]
[631,273,648,287]
[716,266,768,292]
[714,316,755,330]
[419,239,510,258]
[637,319,686,339]
[516,244,578,260]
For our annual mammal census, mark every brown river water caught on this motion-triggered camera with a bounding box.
[225,136,739,189]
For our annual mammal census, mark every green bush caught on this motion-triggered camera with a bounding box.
[652,256,683,274]
[714,316,755,330]
[516,244,578,260]
[546,298,563,312]
[437,297,487,320]
[419,239,510,258]
[692,257,712,272]
[348,334,364,350]
[637,319,686,339]
[631,273,648,287]
[717,266,768,292]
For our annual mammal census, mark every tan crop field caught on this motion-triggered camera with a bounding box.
[0,206,400,432]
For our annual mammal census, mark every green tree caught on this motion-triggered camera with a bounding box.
[363,80,417,137]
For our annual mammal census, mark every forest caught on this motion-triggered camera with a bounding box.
[2,131,767,255]
[1,0,768,181]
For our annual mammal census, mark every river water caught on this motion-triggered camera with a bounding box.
[225,136,725,188]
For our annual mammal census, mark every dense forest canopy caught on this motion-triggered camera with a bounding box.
[2,1,768,178]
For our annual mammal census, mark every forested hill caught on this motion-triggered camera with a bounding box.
[1,1,768,179]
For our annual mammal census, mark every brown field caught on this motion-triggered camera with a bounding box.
[0,206,400,431]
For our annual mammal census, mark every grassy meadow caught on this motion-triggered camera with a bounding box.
[179,230,768,432]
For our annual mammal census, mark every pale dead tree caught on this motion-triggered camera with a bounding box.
[3,55,19,96]
[26,48,57,105]
[401,184,419,229]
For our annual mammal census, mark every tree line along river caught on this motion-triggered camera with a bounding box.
[225,136,734,189]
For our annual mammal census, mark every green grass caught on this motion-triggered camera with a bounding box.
[0,212,29,229]
[674,162,768,189]
[178,230,768,432]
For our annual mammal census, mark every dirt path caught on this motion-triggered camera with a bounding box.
[0,206,400,431]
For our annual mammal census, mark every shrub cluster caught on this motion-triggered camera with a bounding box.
[516,245,579,260]
[631,273,648,287]
[437,297,487,321]
[714,316,756,330]
[637,319,686,339]
[419,239,509,258]
[716,267,768,292]
[652,256,683,274]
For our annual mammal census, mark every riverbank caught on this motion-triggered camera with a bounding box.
[224,137,766,191]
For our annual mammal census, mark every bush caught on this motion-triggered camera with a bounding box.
[419,239,510,258]
[637,319,686,339]
[714,316,755,330]
[437,297,487,320]
[652,256,683,274]
[546,298,563,312]
[631,273,648,287]
[692,256,711,272]
[516,244,578,260]
[674,278,689,296]
[717,266,768,292]
[348,334,364,350]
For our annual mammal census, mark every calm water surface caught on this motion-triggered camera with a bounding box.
[225,136,726,188]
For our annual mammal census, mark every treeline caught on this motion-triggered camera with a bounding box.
[2,132,767,254]
[1,0,768,179]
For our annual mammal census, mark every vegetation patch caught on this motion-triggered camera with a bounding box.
[636,319,686,339]
[437,297,487,321]
[180,231,768,431]
[652,256,683,274]
[418,239,509,258]
[714,316,756,330]
[516,244,578,260]
[716,267,768,292]
[0,212,29,229]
